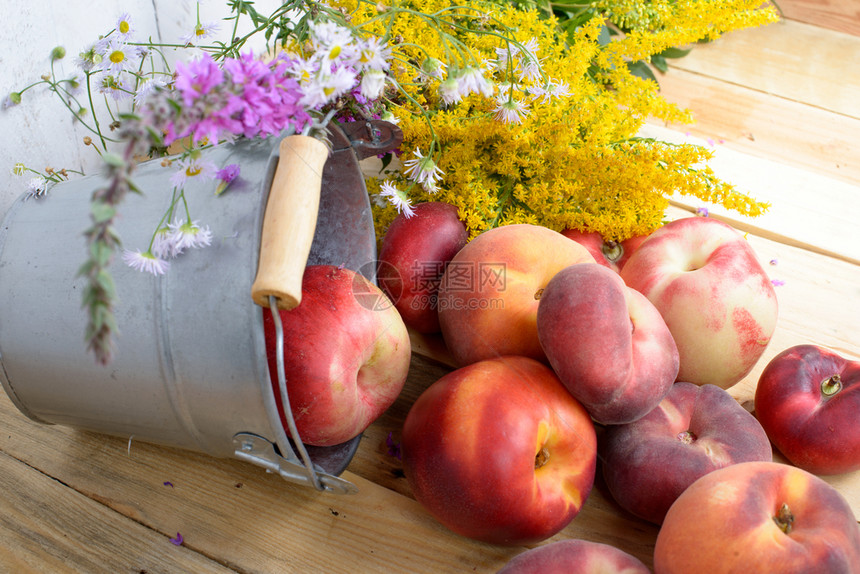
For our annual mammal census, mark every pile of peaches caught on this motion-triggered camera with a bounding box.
[374,202,860,573]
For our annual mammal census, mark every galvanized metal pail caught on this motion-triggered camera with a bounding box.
[0,122,398,494]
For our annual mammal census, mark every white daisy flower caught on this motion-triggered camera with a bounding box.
[379,181,415,218]
[360,69,387,100]
[98,37,140,76]
[287,57,319,84]
[438,78,462,106]
[516,38,543,84]
[310,21,358,65]
[182,21,221,46]
[419,57,446,81]
[403,148,444,191]
[493,96,530,125]
[457,66,494,98]
[357,37,391,72]
[122,249,170,275]
[168,219,213,254]
[548,79,572,99]
[380,110,400,125]
[134,77,167,105]
[26,177,47,198]
[170,157,218,190]
[150,227,176,259]
[3,93,21,108]
[96,73,133,101]
[299,66,358,108]
[76,43,101,72]
[532,79,572,104]
[116,13,134,39]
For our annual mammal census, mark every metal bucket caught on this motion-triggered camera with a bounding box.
[0,121,399,494]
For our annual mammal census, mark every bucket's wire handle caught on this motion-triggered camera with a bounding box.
[250,134,332,491]
[269,294,324,491]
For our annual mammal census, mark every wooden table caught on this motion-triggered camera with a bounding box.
[2,3,858,572]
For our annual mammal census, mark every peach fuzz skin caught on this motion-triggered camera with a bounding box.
[497,539,650,574]
[401,356,597,546]
[537,263,679,425]
[654,461,860,574]
[601,381,772,525]
[437,224,593,366]
[377,202,468,334]
[620,217,778,389]
[264,266,411,447]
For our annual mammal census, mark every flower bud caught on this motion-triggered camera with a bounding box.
[51,46,66,60]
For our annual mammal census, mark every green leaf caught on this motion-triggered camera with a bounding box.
[89,240,115,267]
[660,46,692,59]
[95,269,117,299]
[597,24,612,46]
[102,153,126,168]
[652,54,668,73]
[126,177,143,195]
[90,201,116,223]
[627,60,657,83]
[145,126,164,147]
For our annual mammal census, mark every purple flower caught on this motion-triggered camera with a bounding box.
[217,164,240,184]
[386,432,401,460]
[173,54,224,107]
[696,207,709,217]
[160,52,315,147]
[771,279,785,287]
[169,532,184,546]
[223,52,311,138]
[216,164,241,196]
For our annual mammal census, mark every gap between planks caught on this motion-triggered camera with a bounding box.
[667,19,860,119]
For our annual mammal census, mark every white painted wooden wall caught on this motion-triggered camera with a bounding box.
[0,0,279,220]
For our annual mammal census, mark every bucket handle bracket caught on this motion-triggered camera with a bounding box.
[232,433,358,495]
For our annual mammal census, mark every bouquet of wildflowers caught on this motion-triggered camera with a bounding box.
[5,0,779,363]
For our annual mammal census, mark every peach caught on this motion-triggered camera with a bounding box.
[402,356,597,546]
[263,265,411,446]
[601,382,772,524]
[537,263,678,424]
[377,202,468,333]
[437,224,593,366]
[620,217,778,389]
[755,344,860,475]
[561,229,649,273]
[654,461,860,573]
[497,539,650,574]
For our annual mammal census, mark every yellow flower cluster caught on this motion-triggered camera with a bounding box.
[335,0,776,241]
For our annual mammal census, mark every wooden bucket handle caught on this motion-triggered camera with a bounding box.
[251,135,329,309]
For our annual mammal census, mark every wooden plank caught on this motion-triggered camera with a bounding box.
[777,0,860,37]
[639,124,860,265]
[669,19,860,118]
[0,450,236,574]
[646,68,860,187]
[0,374,660,571]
